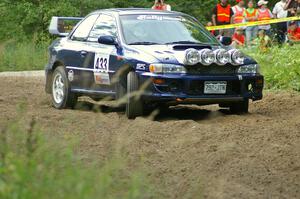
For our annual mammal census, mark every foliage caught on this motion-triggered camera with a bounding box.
[0,0,280,42]
[0,41,48,72]
[0,114,155,199]
[243,46,300,91]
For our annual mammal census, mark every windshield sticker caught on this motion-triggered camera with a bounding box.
[137,15,185,21]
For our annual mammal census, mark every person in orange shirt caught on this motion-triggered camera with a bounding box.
[231,28,246,47]
[212,0,234,37]
[257,0,273,35]
[243,0,259,46]
[232,0,246,24]
[288,21,300,43]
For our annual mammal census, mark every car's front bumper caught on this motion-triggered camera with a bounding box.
[138,72,264,105]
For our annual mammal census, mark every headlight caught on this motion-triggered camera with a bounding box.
[214,49,230,65]
[228,49,244,65]
[149,64,186,74]
[237,64,260,74]
[184,48,200,65]
[199,49,215,65]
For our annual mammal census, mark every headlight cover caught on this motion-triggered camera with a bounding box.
[237,64,260,74]
[199,49,215,65]
[149,64,187,74]
[184,48,200,65]
[228,49,244,65]
[214,49,230,65]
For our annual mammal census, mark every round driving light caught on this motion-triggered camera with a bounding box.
[184,48,200,65]
[229,49,244,65]
[199,49,215,65]
[214,49,230,65]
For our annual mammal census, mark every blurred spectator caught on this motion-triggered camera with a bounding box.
[284,0,300,26]
[212,0,234,36]
[244,0,259,46]
[152,0,171,11]
[232,0,246,24]
[287,21,300,43]
[207,21,216,36]
[257,0,273,35]
[273,0,288,44]
[231,27,246,47]
[284,0,300,16]
[253,29,272,52]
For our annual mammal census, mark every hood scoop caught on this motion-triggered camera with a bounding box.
[173,44,211,51]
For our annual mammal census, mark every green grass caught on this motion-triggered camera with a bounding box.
[0,41,48,72]
[243,46,300,92]
[0,113,155,199]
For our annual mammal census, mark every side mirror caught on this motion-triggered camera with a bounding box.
[98,36,118,46]
[49,16,83,37]
[220,36,232,46]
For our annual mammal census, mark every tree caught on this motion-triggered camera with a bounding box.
[0,0,281,42]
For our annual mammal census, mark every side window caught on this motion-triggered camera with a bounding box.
[71,14,99,41]
[87,14,118,42]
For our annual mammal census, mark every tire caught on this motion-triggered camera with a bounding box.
[126,72,144,119]
[229,99,249,114]
[51,66,78,109]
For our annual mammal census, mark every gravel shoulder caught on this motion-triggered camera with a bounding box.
[0,76,299,199]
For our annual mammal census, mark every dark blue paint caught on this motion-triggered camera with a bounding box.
[45,8,263,105]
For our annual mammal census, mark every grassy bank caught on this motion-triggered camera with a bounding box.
[0,115,155,199]
[0,41,299,91]
[244,46,300,92]
[0,41,48,72]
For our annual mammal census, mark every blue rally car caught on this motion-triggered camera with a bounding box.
[45,8,264,119]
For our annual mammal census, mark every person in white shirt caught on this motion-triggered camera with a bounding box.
[273,0,288,43]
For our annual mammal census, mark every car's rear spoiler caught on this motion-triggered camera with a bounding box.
[49,16,83,37]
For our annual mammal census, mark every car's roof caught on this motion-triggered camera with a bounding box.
[90,8,183,16]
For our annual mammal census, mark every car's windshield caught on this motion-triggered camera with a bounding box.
[120,14,219,45]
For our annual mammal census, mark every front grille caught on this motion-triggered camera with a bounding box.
[185,64,237,75]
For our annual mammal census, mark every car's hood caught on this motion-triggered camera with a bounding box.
[126,45,218,64]
[124,45,256,65]
[130,45,184,64]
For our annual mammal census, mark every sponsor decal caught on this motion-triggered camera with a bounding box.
[94,53,110,85]
[136,63,146,71]
[94,73,110,85]
[68,70,74,82]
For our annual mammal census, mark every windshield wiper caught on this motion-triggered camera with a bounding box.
[164,41,203,45]
[128,42,160,45]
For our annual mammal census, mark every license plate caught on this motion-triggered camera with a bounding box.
[204,81,227,94]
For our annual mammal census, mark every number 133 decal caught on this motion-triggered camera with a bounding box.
[94,53,110,85]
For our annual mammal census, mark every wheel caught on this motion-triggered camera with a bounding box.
[229,99,249,114]
[126,72,144,119]
[51,66,78,109]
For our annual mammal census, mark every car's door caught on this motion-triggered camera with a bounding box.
[82,14,119,92]
[63,14,99,88]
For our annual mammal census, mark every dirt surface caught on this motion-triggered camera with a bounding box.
[0,75,300,199]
